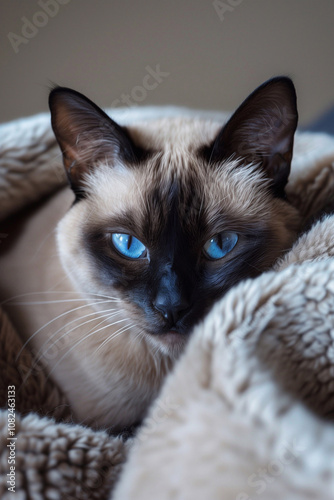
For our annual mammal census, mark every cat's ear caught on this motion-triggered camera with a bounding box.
[204,77,298,197]
[49,87,143,196]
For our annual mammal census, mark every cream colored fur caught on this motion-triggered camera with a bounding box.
[1,108,334,499]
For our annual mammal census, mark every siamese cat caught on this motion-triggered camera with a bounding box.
[32,76,300,430]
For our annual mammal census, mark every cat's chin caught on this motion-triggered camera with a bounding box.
[146,330,189,358]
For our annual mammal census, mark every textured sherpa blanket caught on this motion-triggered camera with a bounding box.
[1,107,334,500]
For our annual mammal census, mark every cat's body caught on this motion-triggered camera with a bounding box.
[1,78,302,431]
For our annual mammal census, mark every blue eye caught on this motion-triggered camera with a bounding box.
[111,233,147,259]
[203,232,238,260]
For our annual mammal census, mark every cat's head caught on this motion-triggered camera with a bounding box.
[49,77,301,358]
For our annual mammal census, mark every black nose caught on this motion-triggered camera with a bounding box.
[152,269,191,328]
[153,297,190,327]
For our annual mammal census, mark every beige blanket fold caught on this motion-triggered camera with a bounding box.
[1,108,334,500]
[114,242,334,500]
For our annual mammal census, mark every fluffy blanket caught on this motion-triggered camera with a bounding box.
[1,107,334,499]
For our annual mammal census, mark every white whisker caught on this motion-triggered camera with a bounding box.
[16,298,116,360]
[45,316,130,381]
[52,310,122,349]
[2,290,122,306]
[93,323,136,355]
[35,308,122,364]
[8,298,119,306]
[30,227,57,262]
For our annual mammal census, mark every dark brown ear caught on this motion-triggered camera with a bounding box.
[204,77,298,197]
[49,87,143,197]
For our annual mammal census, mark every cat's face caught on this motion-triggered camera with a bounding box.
[50,77,301,358]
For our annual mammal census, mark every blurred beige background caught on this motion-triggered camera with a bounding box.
[0,0,333,126]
